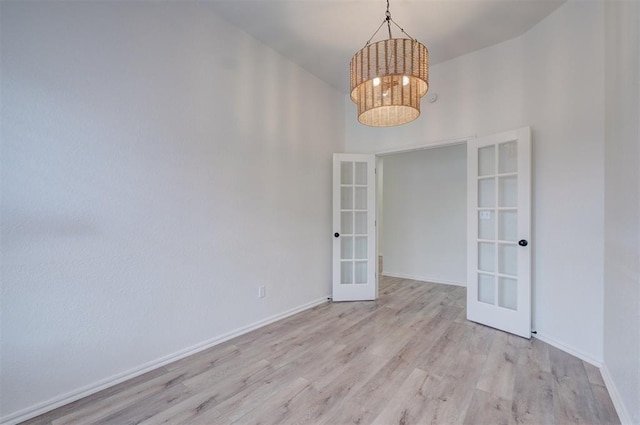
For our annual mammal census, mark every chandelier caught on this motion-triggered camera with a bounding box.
[350,0,429,127]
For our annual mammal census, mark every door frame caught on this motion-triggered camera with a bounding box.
[374,136,472,156]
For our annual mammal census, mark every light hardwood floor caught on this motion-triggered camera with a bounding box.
[23,277,620,425]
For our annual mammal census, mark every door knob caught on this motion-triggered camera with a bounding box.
[334,233,340,238]
[518,239,528,247]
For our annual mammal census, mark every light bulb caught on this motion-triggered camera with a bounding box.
[373,77,381,87]
[402,75,410,86]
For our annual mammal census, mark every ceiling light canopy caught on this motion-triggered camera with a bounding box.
[350,0,429,127]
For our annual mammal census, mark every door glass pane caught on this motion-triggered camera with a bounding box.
[478,146,495,176]
[354,187,367,209]
[341,187,353,209]
[478,242,495,272]
[478,273,495,304]
[355,162,367,185]
[341,212,353,234]
[341,162,353,185]
[341,262,353,284]
[498,141,517,173]
[498,277,517,310]
[499,176,517,207]
[341,236,353,260]
[498,210,517,241]
[355,261,367,284]
[354,236,367,259]
[478,210,494,240]
[498,243,517,276]
[354,212,367,234]
[478,178,495,208]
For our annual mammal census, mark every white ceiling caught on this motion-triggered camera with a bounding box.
[208,0,566,94]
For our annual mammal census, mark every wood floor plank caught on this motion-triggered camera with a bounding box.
[164,343,240,373]
[20,367,171,425]
[216,340,346,422]
[415,357,487,424]
[51,369,191,425]
[277,352,388,425]
[476,331,521,400]
[92,381,191,425]
[299,332,379,387]
[227,377,313,425]
[416,321,494,381]
[317,308,457,425]
[590,383,621,424]
[518,335,552,374]
[137,389,222,425]
[138,339,337,425]
[184,408,231,425]
[463,389,514,425]
[370,367,430,425]
[347,305,419,360]
[23,277,620,425]
[317,354,416,425]
[549,344,601,424]
[512,364,555,424]
[182,358,273,394]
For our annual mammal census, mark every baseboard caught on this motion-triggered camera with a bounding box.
[533,332,603,367]
[0,296,329,425]
[382,271,466,287]
[600,365,634,425]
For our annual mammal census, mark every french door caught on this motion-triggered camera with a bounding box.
[332,154,377,301]
[467,127,532,338]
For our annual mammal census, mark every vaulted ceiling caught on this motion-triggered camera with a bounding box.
[208,0,566,93]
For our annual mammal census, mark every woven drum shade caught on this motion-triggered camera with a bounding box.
[350,38,429,127]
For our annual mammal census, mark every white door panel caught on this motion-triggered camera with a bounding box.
[333,154,377,301]
[467,127,531,338]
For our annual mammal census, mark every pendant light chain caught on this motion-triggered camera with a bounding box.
[386,0,392,39]
[363,19,387,47]
[390,19,416,41]
[363,0,417,47]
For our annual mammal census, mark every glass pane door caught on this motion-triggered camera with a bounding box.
[340,160,368,285]
[333,154,377,301]
[467,128,531,338]
[476,141,518,310]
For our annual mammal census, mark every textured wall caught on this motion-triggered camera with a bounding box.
[0,1,344,420]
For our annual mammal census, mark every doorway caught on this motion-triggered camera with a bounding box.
[377,142,468,287]
[333,127,532,338]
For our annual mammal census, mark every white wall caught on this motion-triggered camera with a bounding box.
[346,0,605,364]
[521,0,605,363]
[380,144,467,285]
[0,1,344,422]
[603,1,640,423]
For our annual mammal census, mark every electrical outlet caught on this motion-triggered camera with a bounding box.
[258,286,266,298]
